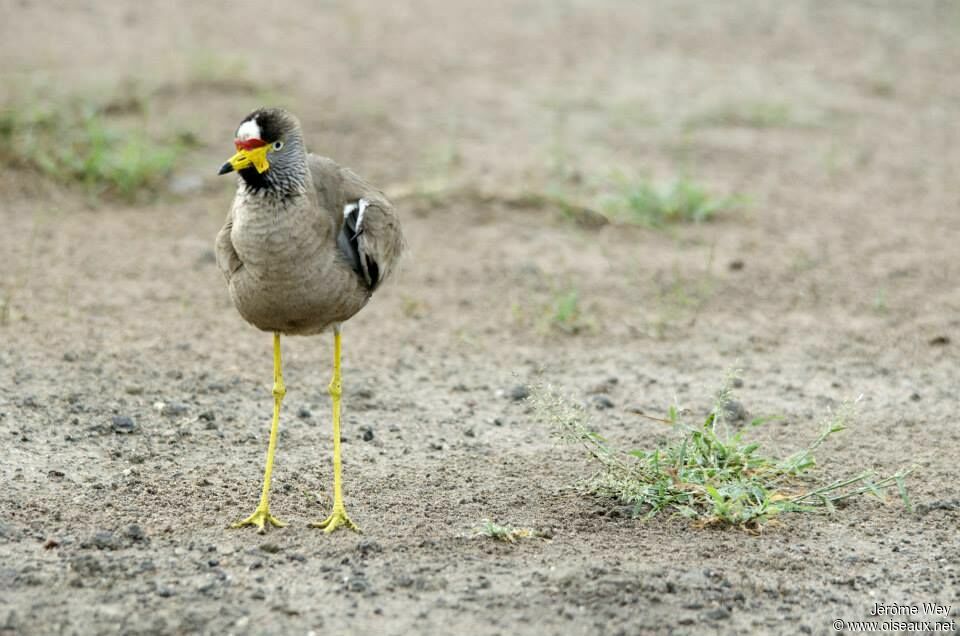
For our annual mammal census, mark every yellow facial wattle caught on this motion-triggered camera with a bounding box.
[226,144,271,174]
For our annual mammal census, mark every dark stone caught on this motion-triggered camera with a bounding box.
[354,387,375,400]
[123,524,146,543]
[705,607,731,620]
[160,402,188,417]
[508,385,530,401]
[356,540,382,557]
[346,575,370,593]
[723,399,748,423]
[83,531,118,550]
[111,416,136,434]
[361,427,374,442]
[591,395,615,410]
[69,555,103,577]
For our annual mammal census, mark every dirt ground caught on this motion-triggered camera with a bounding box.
[1,1,959,634]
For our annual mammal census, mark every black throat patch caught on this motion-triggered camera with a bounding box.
[239,166,272,191]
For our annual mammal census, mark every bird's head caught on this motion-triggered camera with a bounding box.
[219,108,305,191]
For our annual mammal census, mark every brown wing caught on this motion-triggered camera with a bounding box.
[215,207,243,281]
[308,154,405,290]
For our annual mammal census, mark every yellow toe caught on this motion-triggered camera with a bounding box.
[309,506,361,534]
[231,506,287,534]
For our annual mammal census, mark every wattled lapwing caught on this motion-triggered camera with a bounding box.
[216,107,404,533]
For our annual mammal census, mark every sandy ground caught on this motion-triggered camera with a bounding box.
[1,1,959,634]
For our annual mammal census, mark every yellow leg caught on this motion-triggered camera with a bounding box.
[310,325,361,533]
[232,332,288,533]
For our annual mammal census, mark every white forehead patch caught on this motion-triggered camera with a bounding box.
[236,118,261,141]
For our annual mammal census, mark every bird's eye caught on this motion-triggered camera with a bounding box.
[273,140,284,151]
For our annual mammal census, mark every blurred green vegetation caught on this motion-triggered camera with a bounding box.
[0,90,192,202]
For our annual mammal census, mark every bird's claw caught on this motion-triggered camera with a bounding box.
[231,506,287,534]
[309,505,361,534]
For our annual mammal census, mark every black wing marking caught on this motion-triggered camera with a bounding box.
[337,200,380,290]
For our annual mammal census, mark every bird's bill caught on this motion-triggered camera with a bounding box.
[218,143,271,175]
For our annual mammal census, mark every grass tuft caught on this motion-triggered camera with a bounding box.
[685,101,803,130]
[537,286,595,336]
[606,178,739,227]
[475,519,537,543]
[548,289,584,334]
[1,97,183,201]
[531,375,912,529]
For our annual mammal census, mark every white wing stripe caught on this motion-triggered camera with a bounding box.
[357,198,369,231]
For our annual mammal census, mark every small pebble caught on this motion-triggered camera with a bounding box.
[586,377,618,394]
[297,407,312,419]
[361,427,374,442]
[591,395,615,410]
[705,608,731,620]
[90,531,117,550]
[508,385,530,401]
[346,576,369,593]
[111,416,136,434]
[722,399,748,423]
[159,402,188,417]
[124,524,146,543]
[356,540,382,557]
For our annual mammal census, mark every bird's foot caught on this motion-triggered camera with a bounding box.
[309,505,361,534]
[231,505,287,534]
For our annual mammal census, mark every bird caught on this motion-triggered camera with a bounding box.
[215,107,404,533]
